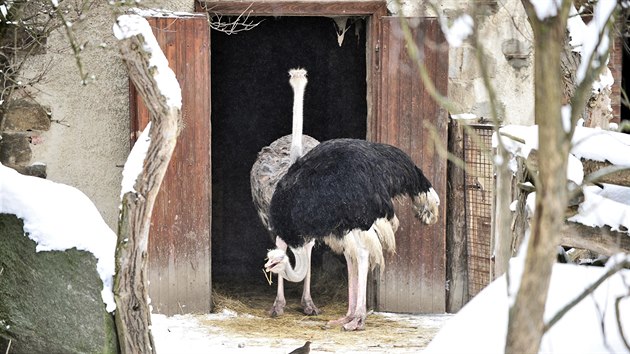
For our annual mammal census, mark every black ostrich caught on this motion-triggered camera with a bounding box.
[264,138,440,331]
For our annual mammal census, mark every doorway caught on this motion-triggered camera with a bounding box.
[210,16,367,288]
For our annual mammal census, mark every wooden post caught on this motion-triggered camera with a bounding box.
[114,25,182,354]
[446,119,469,312]
[492,142,513,279]
[510,157,530,256]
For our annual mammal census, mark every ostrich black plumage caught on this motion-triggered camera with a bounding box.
[264,138,440,331]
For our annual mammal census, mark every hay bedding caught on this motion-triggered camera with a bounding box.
[199,280,449,353]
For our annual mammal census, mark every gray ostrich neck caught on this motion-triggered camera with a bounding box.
[281,246,309,282]
[290,78,306,163]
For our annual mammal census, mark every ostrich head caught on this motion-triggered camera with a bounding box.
[265,246,309,283]
[288,68,308,91]
[413,187,440,225]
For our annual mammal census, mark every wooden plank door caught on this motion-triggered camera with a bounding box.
[129,15,211,315]
[374,17,448,313]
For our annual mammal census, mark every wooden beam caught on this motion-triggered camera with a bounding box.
[195,1,388,16]
[559,222,630,255]
[582,159,630,187]
[446,119,469,313]
[527,150,630,187]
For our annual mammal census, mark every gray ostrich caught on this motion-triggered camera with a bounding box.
[250,68,320,317]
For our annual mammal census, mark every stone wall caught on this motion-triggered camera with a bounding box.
[15,1,195,229]
[0,99,50,178]
[391,0,535,125]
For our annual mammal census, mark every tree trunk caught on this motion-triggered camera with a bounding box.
[113,25,182,354]
[507,2,571,353]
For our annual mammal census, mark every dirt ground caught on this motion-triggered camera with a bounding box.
[152,282,452,354]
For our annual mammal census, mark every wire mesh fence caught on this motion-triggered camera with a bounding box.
[463,124,494,297]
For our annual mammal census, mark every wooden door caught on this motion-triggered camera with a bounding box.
[129,15,211,315]
[374,17,448,313]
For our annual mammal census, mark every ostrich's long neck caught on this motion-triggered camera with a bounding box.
[281,246,309,282]
[289,69,307,163]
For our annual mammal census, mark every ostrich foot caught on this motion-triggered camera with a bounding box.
[269,299,286,317]
[326,314,366,331]
[301,299,321,316]
[342,316,366,331]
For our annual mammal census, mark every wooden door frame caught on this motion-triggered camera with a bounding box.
[195,0,387,141]
[195,1,449,313]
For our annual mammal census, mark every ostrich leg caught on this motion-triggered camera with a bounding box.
[343,244,369,331]
[301,239,321,315]
[269,237,288,317]
[327,249,359,327]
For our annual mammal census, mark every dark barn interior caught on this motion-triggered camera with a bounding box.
[211,16,368,291]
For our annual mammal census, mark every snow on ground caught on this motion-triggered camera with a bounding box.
[152,311,451,354]
[426,260,630,353]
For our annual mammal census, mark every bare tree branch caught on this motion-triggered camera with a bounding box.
[199,3,263,35]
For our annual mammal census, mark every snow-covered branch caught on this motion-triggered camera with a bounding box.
[112,13,182,354]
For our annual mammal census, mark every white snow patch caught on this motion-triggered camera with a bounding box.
[121,121,151,198]
[568,184,630,233]
[561,104,571,133]
[575,0,616,84]
[440,14,474,48]
[495,125,630,184]
[566,153,584,185]
[592,66,614,93]
[451,113,477,120]
[572,126,630,165]
[426,262,630,353]
[529,0,562,20]
[0,164,117,312]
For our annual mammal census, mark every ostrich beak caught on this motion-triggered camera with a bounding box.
[265,253,283,272]
[264,249,285,273]
[264,258,280,272]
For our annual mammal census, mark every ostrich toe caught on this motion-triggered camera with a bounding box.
[301,299,321,316]
[342,316,365,331]
[326,314,365,331]
[269,298,286,317]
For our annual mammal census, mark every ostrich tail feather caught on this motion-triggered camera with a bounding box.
[412,187,440,225]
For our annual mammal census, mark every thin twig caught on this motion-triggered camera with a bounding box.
[543,259,630,333]
[615,294,630,350]
[51,0,89,84]
[207,3,263,35]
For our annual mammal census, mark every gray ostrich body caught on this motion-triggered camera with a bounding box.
[250,68,320,317]
[265,139,440,330]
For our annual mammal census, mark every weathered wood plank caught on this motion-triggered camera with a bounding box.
[196,0,387,15]
[559,222,630,256]
[446,119,469,313]
[377,17,447,313]
[130,16,211,315]
[116,19,182,353]
[581,159,630,187]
